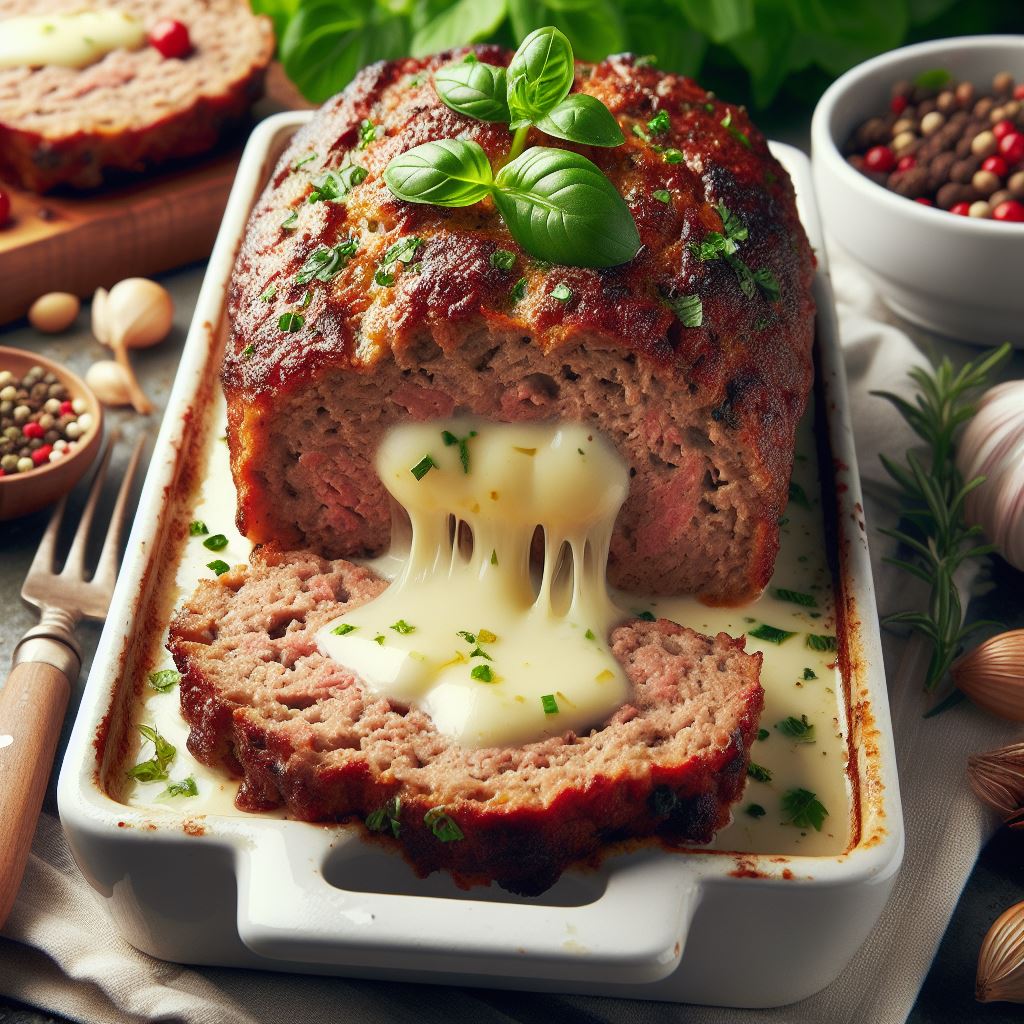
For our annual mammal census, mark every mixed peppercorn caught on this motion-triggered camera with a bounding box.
[0,366,93,476]
[844,70,1024,221]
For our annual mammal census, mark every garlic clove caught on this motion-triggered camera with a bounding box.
[977,901,1024,1003]
[84,360,133,407]
[967,741,1024,819]
[951,629,1024,721]
[95,277,173,351]
[91,286,110,346]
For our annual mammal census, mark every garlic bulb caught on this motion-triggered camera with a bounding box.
[91,278,173,350]
[977,901,1024,1003]
[84,360,132,407]
[957,380,1024,571]
[968,741,1024,819]
[951,629,1024,721]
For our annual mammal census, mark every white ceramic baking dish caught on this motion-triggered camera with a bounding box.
[57,112,904,1008]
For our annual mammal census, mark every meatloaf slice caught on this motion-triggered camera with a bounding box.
[168,547,764,895]
[0,0,273,192]
[225,47,815,604]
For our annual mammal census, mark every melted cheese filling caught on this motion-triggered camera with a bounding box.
[316,420,631,748]
[0,12,145,70]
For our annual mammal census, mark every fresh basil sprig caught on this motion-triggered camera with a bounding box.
[384,26,638,268]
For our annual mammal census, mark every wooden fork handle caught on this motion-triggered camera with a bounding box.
[0,660,71,929]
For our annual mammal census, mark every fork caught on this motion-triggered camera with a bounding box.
[0,434,144,928]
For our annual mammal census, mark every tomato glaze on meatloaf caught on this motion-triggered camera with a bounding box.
[225,47,816,605]
[169,548,764,895]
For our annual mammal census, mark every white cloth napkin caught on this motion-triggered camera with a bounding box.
[2,250,1020,1024]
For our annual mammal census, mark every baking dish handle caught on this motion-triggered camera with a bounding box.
[236,831,699,984]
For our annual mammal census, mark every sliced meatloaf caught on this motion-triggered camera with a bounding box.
[224,47,815,604]
[168,547,764,895]
[0,0,273,191]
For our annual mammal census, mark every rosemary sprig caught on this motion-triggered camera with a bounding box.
[871,343,1010,698]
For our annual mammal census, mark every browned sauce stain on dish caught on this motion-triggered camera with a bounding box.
[182,819,206,837]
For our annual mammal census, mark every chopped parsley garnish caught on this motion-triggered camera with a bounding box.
[661,148,684,163]
[188,520,208,536]
[358,119,377,149]
[541,693,559,715]
[366,796,401,837]
[127,725,175,782]
[471,664,495,683]
[745,803,766,818]
[259,284,277,302]
[441,428,476,473]
[242,344,256,358]
[376,236,422,287]
[280,210,298,231]
[295,239,359,284]
[747,761,772,783]
[748,623,795,644]
[631,123,650,142]
[788,481,811,509]
[781,788,829,831]
[331,623,356,636]
[803,667,818,680]
[292,152,318,170]
[635,610,656,622]
[164,777,198,798]
[757,728,769,741]
[584,628,596,640]
[647,110,671,134]
[148,669,180,693]
[202,534,228,551]
[469,646,492,660]
[390,619,415,635]
[807,634,838,653]
[689,203,778,302]
[374,269,395,287]
[490,249,516,271]
[666,293,702,328]
[490,549,498,566]
[720,110,751,148]
[551,283,572,302]
[410,454,437,480]
[510,277,528,302]
[373,634,386,645]
[207,560,230,575]
[653,189,671,204]
[776,714,815,742]
[308,164,368,204]
[457,630,476,644]
[278,312,304,333]
[773,588,817,607]
[424,806,464,842]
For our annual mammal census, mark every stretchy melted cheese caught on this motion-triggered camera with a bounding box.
[0,12,145,70]
[317,421,631,748]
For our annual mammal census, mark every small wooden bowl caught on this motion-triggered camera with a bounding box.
[0,347,103,521]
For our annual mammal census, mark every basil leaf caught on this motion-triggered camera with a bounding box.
[533,93,624,147]
[410,0,507,58]
[384,139,494,207]
[506,25,575,127]
[434,59,510,123]
[493,146,640,268]
[508,0,626,63]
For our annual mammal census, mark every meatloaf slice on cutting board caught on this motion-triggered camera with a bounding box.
[0,0,273,191]
[224,47,815,604]
[168,548,764,895]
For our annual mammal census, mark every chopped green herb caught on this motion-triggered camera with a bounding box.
[381,236,423,268]
[165,776,198,798]
[541,693,559,715]
[647,110,671,134]
[297,289,313,309]
[661,148,684,163]
[440,428,476,473]
[203,534,228,551]
[715,202,748,243]
[584,628,596,640]
[490,549,498,566]
[510,277,528,302]
[366,795,401,837]
[807,634,838,653]
[746,803,766,818]
[278,312,304,333]
[551,283,572,302]
[374,269,395,287]
[469,646,492,660]
[280,210,298,231]
[653,189,671,204]
[127,725,176,782]
[358,119,377,149]
[776,714,815,742]
[773,588,817,607]
[666,293,702,328]
[703,100,715,113]
[757,728,769,741]
[477,628,497,643]
[751,268,780,301]
[803,667,817,680]
[331,623,356,636]
[631,123,650,142]
[188,520,208,536]
[295,238,359,284]
[458,631,477,644]
[390,619,416,635]
[747,761,772,783]
[259,284,277,302]
[374,634,385,645]
[720,110,751,148]
[148,669,180,693]
[471,664,495,683]
[207,560,230,575]
[293,152,318,170]
[490,249,516,271]
[788,481,811,509]
[308,164,368,204]
[424,806,464,842]
[410,455,437,480]
[781,787,829,831]
[635,610,656,622]
[748,623,795,644]
[242,344,256,358]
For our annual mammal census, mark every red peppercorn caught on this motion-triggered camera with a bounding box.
[1000,132,1024,166]
[993,119,1016,141]
[59,400,74,415]
[915,198,935,206]
[890,95,908,115]
[982,155,1009,177]
[0,188,9,225]
[31,444,53,466]
[22,421,45,439]
[950,201,972,216]
[864,145,896,173]
[896,155,917,171]
[992,199,1024,222]
[149,19,191,59]
[1015,84,1024,101]
[0,468,6,477]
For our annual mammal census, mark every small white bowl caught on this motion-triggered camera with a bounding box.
[811,35,1024,347]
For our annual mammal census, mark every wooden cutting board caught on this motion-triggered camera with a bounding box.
[0,65,312,326]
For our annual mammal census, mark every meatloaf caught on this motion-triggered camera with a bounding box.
[225,47,815,604]
[168,547,764,895]
[0,0,273,191]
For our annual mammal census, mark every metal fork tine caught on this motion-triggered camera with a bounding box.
[25,495,68,581]
[91,434,146,592]
[61,438,115,581]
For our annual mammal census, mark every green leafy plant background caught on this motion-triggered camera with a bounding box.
[258,0,1021,109]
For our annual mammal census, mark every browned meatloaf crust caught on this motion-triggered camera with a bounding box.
[224,47,815,604]
[168,547,764,895]
[0,0,274,192]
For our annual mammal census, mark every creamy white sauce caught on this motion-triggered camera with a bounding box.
[0,11,145,70]
[128,393,852,857]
